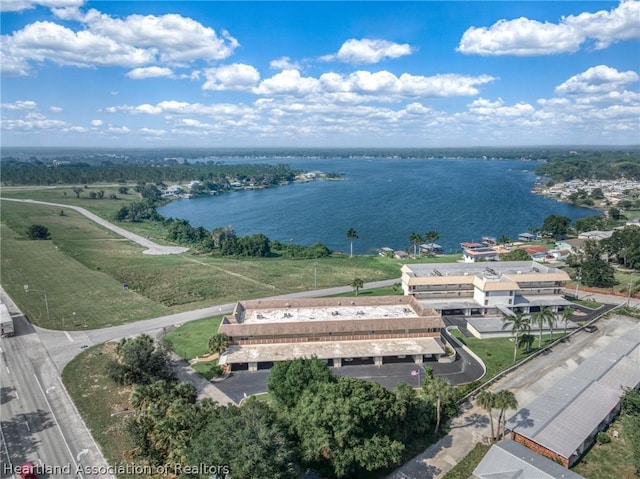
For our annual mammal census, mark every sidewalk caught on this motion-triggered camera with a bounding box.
[387,403,490,479]
[170,352,236,405]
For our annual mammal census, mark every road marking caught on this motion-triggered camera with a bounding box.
[34,374,83,479]
[46,386,56,394]
[57,376,112,475]
[77,449,88,462]
[5,366,9,374]
[64,331,74,343]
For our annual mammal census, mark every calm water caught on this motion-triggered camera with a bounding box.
[158,157,594,254]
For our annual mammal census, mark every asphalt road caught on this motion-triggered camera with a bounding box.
[0,308,113,479]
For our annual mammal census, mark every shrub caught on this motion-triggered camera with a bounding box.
[596,432,611,444]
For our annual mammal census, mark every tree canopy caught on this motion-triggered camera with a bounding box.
[25,224,51,240]
[291,376,405,478]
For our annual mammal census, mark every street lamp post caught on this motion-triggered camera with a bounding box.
[23,284,50,323]
[575,271,581,299]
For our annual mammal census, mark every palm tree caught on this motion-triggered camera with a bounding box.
[208,333,232,356]
[424,230,440,254]
[501,311,530,362]
[561,307,574,335]
[422,375,455,434]
[499,235,512,247]
[346,228,358,258]
[495,390,518,439]
[518,333,534,353]
[350,277,364,296]
[476,390,497,441]
[532,311,546,348]
[541,306,556,341]
[409,232,423,257]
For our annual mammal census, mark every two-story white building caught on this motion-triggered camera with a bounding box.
[401,261,571,317]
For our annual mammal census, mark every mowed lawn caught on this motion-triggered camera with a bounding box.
[1,196,420,329]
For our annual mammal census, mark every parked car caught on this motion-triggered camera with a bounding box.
[19,462,37,479]
[584,325,598,333]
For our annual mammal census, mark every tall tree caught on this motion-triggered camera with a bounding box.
[561,307,574,335]
[541,214,571,239]
[425,230,440,245]
[292,377,404,478]
[532,311,546,348]
[422,375,456,434]
[25,224,51,240]
[186,399,296,479]
[350,277,364,296]
[207,333,232,356]
[541,306,556,341]
[476,390,497,441]
[501,311,530,362]
[267,357,334,410]
[495,390,518,439]
[409,232,422,257]
[346,228,358,258]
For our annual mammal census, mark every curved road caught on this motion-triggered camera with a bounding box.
[1,198,188,255]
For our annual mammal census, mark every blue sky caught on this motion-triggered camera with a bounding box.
[1,1,639,147]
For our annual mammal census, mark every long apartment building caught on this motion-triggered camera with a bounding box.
[217,296,445,372]
[401,261,571,316]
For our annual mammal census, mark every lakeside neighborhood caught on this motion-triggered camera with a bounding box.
[2,153,639,479]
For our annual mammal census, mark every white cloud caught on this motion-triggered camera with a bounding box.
[202,63,260,91]
[90,119,103,126]
[467,97,536,117]
[3,21,155,69]
[253,69,495,101]
[126,66,174,80]
[0,0,83,13]
[49,106,63,112]
[255,69,320,96]
[270,57,300,70]
[75,9,239,64]
[107,125,130,133]
[555,65,639,95]
[458,0,640,55]
[322,38,414,64]
[1,8,239,75]
[1,100,37,110]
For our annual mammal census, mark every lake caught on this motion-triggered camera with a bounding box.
[158,157,595,254]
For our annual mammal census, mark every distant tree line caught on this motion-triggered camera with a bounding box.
[0,160,298,187]
[535,151,640,181]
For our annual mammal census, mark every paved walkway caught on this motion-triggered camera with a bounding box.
[170,352,235,405]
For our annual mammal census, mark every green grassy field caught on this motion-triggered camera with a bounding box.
[162,316,223,360]
[572,417,636,479]
[450,329,566,381]
[0,196,421,329]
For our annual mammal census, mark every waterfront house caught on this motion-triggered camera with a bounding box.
[518,232,536,242]
[419,243,443,255]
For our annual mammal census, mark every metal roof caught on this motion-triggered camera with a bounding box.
[472,439,586,479]
[507,324,640,460]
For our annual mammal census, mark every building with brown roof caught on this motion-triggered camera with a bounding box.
[217,296,446,372]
